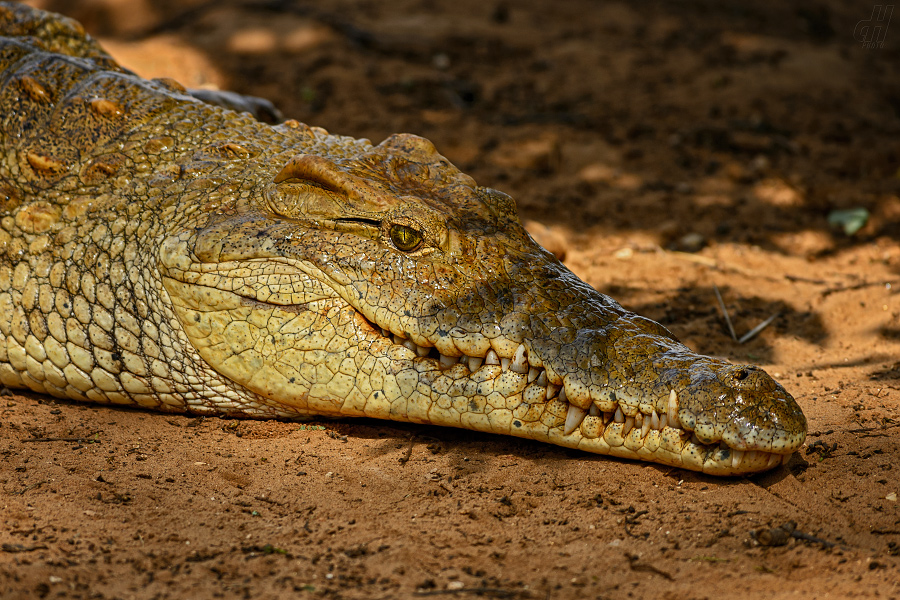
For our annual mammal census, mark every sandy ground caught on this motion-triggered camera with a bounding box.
[2,0,900,598]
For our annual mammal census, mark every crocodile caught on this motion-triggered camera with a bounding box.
[0,3,806,475]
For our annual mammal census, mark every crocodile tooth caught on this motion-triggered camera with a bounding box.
[527,367,540,382]
[650,409,660,430]
[731,449,745,470]
[381,328,391,337]
[535,371,547,386]
[510,344,528,373]
[500,357,511,371]
[393,334,406,345]
[468,356,483,371]
[402,339,417,353]
[588,404,600,417]
[766,453,781,469]
[640,414,651,438]
[623,415,634,436]
[614,406,624,423]
[558,386,568,404]
[667,389,680,429]
[440,354,459,369]
[415,343,430,357]
[658,412,668,430]
[485,349,500,366]
[563,404,588,435]
[547,382,561,399]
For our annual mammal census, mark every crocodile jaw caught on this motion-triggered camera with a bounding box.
[162,250,806,477]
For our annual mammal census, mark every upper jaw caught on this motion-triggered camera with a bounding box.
[367,312,806,459]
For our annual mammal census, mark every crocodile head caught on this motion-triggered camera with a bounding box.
[159,125,806,475]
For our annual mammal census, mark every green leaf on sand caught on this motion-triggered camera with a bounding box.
[827,207,869,236]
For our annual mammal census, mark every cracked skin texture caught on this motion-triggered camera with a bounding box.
[0,3,805,475]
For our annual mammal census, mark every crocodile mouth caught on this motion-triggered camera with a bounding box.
[363,318,792,474]
[161,250,799,475]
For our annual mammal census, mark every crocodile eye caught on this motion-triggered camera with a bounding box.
[389,224,422,252]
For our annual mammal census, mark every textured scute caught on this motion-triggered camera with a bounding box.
[0,2,806,474]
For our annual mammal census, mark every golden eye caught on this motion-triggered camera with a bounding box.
[389,224,422,252]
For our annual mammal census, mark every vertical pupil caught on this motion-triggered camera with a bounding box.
[391,225,419,250]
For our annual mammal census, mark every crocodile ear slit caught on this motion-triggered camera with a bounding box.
[274,155,309,183]
[274,154,344,191]
[274,154,393,211]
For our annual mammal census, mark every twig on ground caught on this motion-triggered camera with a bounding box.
[625,552,675,580]
[822,280,898,297]
[847,419,900,434]
[398,437,416,464]
[22,434,100,443]
[623,509,650,538]
[14,481,47,496]
[1,543,48,553]
[713,284,738,342]
[713,286,780,345]
[790,529,836,549]
[784,274,828,285]
[738,312,780,344]
[753,521,836,549]
[413,587,520,598]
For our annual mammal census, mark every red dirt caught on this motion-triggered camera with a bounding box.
[2,1,899,598]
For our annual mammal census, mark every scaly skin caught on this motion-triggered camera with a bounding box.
[0,3,806,475]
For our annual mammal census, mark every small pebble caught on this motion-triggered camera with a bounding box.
[677,232,706,252]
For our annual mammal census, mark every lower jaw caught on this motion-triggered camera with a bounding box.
[511,417,789,475]
[383,358,789,476]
